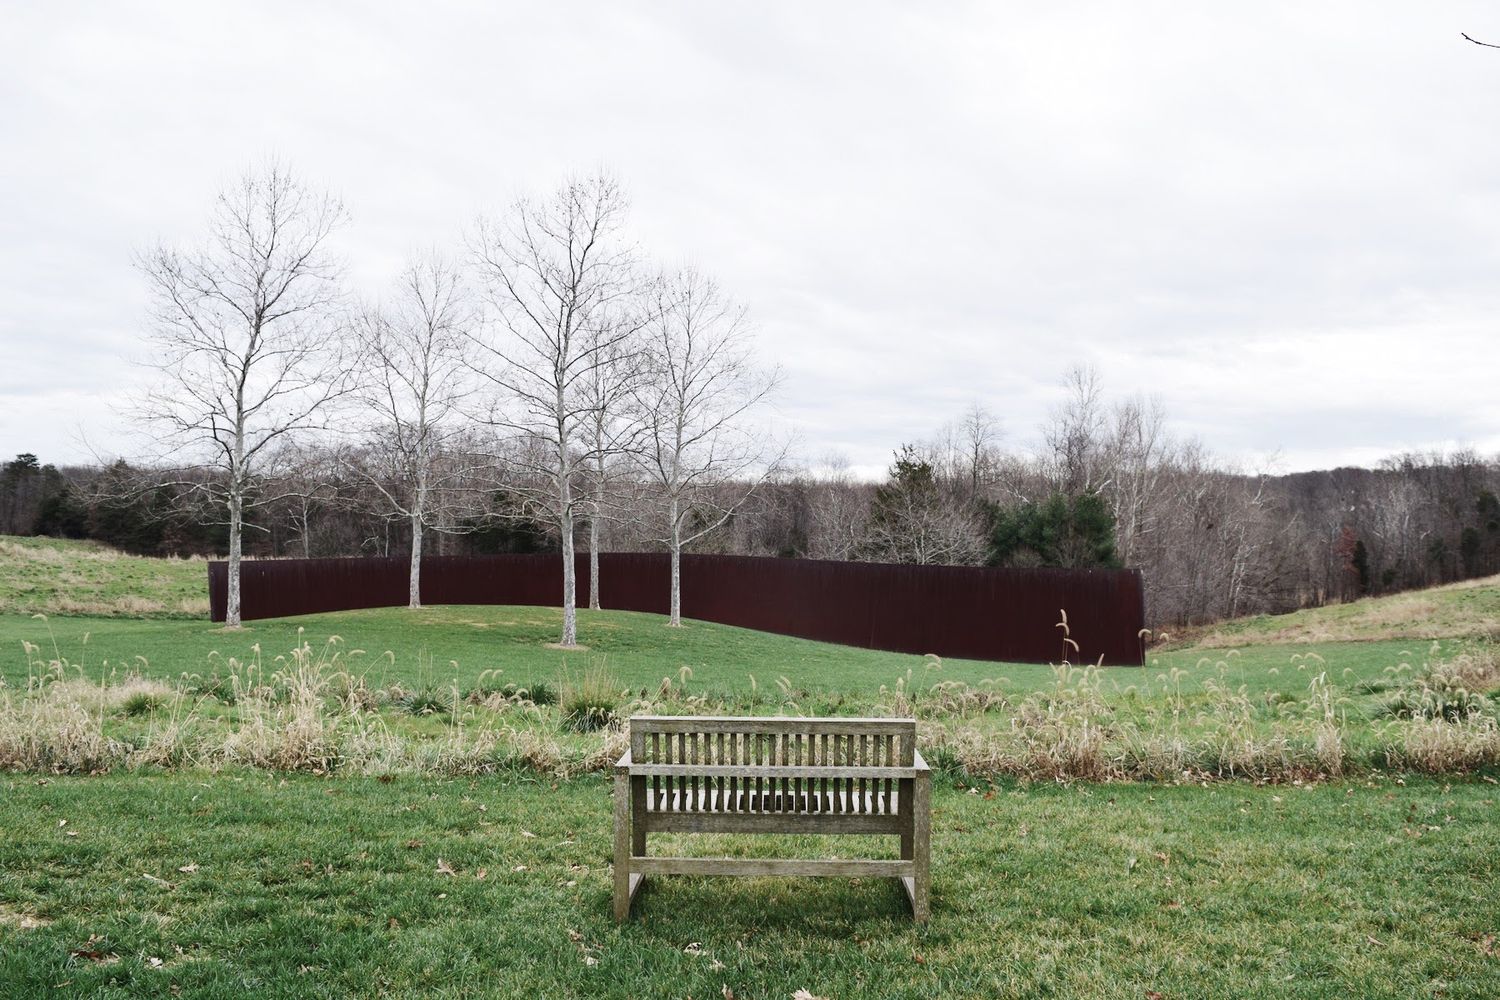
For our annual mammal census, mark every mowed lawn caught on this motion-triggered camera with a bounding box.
[0,605,1459,707]
[2,539,1498,997]
[2,772,1497,999]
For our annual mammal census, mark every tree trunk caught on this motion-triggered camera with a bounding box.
[408,512,423,609]
[669,495,682,627]
[300,498,312,559]
[589,512,601,610]
[226,490,243,628]
[561,504,577,645]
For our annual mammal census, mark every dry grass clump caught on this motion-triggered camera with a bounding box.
[1392,716,1500,773]
[3,625,1497,784]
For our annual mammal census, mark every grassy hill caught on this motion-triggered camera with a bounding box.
[1183,575,1500,647]
[0,536,208,619]
[1,537,1497,997]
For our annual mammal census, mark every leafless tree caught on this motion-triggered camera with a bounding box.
[263,439,343,558]
[859,443,987,566]
[348,252,481,607]
[468,173,640,647]
[578,327,649,609]
[635,267,781,626]
[1043,364,1109,495]
[133,161,350,626]
[805,453,870,561]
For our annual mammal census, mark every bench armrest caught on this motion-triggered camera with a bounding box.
[913,750,930,773]
[614,749,632,774]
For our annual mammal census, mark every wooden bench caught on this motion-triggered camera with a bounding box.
[612,715,930,922]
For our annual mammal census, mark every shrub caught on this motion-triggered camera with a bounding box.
[560,664,619,733]
[119,691,161,717]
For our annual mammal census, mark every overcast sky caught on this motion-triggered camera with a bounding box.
[2,2,1498,477]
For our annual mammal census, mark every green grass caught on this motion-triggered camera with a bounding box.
[2,539,1498,996]
[0,604,1462,703]
[0,536,208,619]
[1,772,1496,998]
[1184,574,1500,648]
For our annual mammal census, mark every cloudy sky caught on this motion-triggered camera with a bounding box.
[2,2,1498,476]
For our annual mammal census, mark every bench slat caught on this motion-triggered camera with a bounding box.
[629,764,915,780]
[630,857,914,878]
[631,716,915,736]
[645,811,904,835]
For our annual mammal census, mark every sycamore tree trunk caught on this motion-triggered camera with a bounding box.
[558,432,578,646]
[588,512,601,610]
[668,495,682,627]
[408,512,423,608]
[225,420,245,628]
[226,490,243,628]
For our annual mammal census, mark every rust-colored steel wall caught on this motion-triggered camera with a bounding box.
[208,554,1145,665]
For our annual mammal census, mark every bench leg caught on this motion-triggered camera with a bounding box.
[911,770,931,922]
[613,772,632,921]
[631,776,647,858]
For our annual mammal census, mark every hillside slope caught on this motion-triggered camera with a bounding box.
[1182,574,1500,647]
[0,536,208,618]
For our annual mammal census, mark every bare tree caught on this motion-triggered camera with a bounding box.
[1043,364,1109,495]
[348,252,480,607]
[860,443,987,566]
[468,173,640,647]
[263,439,343,558]
[635,268,780,626]
[806,453,870,561]
[578,328,648,610]
[134,161,349,627]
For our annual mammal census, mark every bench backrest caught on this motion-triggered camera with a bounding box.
[628,715,916,770]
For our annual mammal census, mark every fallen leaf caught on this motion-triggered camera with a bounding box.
[567,929,584,943]
[388,917,400,930]
[177,864,199,874]
[474,868,488,880]
[1478,933,1495,957]
[710,958,726,971]
[684,942,703,955]
[583,955,598,966]
[913,952,926,964]
[792,990,829,1000]
[436,858,457,877]
[404,839,423,850]
[69,935,113,963]
[146,956,164,969]
[521,830,537,838]
[141,873,176,890]
[722,986,735,999]
[1146,992,1164,1000]
[513,864,528,872]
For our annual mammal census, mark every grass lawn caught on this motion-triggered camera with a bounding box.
[0,604,1458,704]
[2,772,1497,999]
[1,537,1498,997]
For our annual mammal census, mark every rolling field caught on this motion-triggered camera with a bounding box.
[1,537,1498,997]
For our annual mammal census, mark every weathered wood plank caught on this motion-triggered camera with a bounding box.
[645,812,905,835]
[613,771,633,922]
[630,716,915,736]
[632,857,915,878]
[628,764,916,780]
